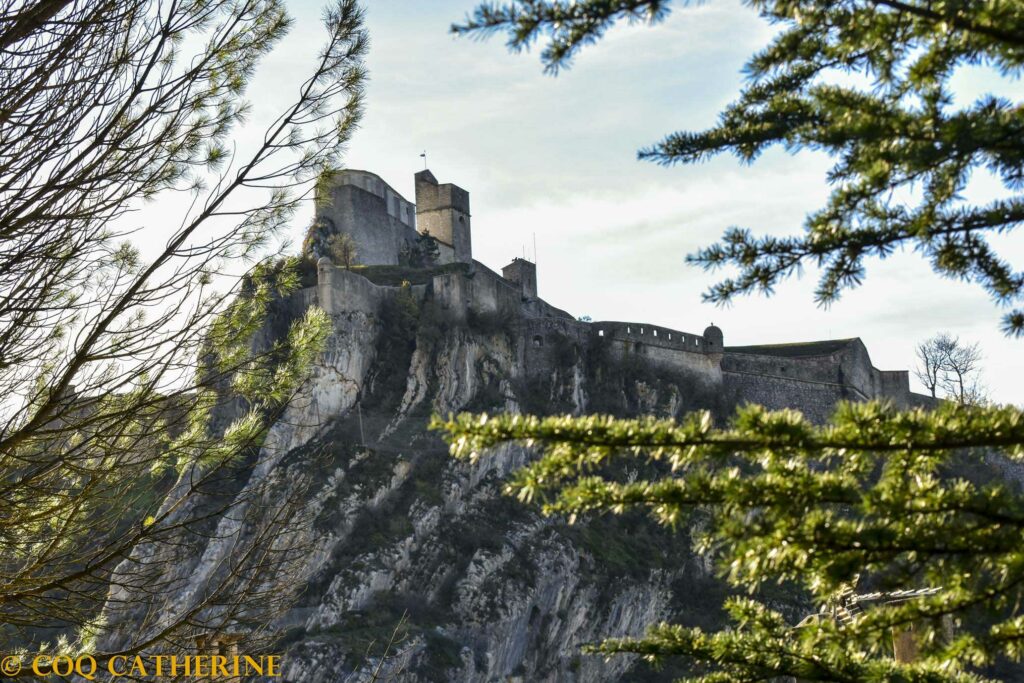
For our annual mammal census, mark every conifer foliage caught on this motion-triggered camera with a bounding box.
[445,1,1024,679]
[454,0,1024,335]
[436,402,1024,680]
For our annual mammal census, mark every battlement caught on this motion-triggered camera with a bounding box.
[591,321,717,354]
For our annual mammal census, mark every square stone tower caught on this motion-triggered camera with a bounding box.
[502,257,537,299]
[415,169,472,264]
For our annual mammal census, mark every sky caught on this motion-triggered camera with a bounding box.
[245,0,1023,403]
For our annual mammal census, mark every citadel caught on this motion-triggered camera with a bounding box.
[305,167,932,422]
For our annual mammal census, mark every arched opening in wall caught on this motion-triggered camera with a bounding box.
[635,342,646,355]
[653,329,658,337]
[597,330,605,337]
[533,335,543,348]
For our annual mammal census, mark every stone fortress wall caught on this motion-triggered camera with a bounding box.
[307,167,934,419]
[311,170,418,266]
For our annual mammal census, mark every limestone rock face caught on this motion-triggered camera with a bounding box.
[105,268,797,682]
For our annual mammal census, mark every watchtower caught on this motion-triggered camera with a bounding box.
[415,169,472,264]
[502,257,537,299]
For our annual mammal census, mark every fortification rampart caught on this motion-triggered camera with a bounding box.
[723,348,871,400]
[315,258,431,316]
[311,170,419,266]
[588,321,723,387]
[331,169,416,228]
[432,263,519,320]
[721,339,932,419]
[302,166,933,422]
[591,321,715,354]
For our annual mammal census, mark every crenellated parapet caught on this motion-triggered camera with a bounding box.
[589,320,721,355]
[587,320,725,387]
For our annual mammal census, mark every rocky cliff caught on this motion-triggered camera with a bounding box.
[93,262,756,683]
[106,260,920,682]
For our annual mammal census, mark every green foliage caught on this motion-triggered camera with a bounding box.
[435,401,1024,680]
[448,2,1024,677]
[560,510,694,580]
[0,0,366,659]
[357,282,422,412]
[454,1,1024,335]
[422,629,464,675]
[453,1,670,74]
[398,232,443,268]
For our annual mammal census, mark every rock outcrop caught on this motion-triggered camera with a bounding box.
[99,259,929,682]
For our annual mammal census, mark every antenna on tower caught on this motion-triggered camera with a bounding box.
[419,150,427,169]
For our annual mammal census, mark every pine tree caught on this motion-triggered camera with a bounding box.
[440,2,1024,679]
[0,0,366,667]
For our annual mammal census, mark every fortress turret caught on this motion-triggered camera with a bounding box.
[703,324,724,354]
[502,257,537,299]
[415,169,472,264]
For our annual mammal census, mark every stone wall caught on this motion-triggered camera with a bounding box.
[316,258,415,316]
[432,264,521,321]
[312,171,419,266]
[592,321,713,353]
[722,349,870,401]
[502,258,538,299]
[308,163,931,422]
[721,339,934,420]
[588,321,722,387]
[721,371,848,423]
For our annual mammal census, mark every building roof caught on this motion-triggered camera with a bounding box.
[724,338,860,358]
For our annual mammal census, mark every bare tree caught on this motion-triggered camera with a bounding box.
[0,0,366,668]
[914,333,987,405]
[328,232,359,270]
